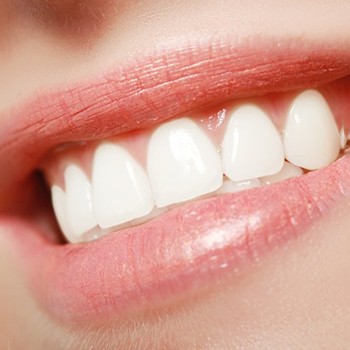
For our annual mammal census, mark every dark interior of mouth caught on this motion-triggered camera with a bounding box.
[2,75,350,245]
[0,171,65,244]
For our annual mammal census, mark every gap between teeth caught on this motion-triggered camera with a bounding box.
[49,89,344,244]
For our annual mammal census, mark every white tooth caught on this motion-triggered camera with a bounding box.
[222,104,284,182]
[260,161,303,185]
[131,206,168,226]
[216,178,261,194]
[64,165,97,238]
[92,143,154,228]
[340,126,347,149]
[147,118,223,207]
[283,90,340,170]
[51,185,74,242]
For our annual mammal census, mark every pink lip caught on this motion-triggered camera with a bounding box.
[1,37,350,200]
[1,37,350,325]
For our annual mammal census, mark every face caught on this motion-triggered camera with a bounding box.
[1,1,350,349]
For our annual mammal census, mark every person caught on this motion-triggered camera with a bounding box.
[1,1,350,349]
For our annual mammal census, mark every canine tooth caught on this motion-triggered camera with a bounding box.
[216,178,261,194]
[92,143,154,228]
[222,104,284,182]
[148,118,223,207]
[64,164,97,238]
[260,161,303,185]
[51,185,74,242]
[283,90,340,170]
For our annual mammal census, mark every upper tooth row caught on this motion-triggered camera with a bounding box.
[51,89,342,243]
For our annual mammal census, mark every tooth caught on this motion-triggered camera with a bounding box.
[260,161,303,185]
[51,185,73,242]
[92,143,154,228]
[216,178,261,194]
[222,104,284,182]
[340,126,347,149]
[131,206,168,226]
[147,118,223,207]
[283,90,340,170]
[64,164,97,238]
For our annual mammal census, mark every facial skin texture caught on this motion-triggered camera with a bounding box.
[1,1,350,349]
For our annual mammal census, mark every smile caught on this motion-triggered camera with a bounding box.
[1,36,350,324]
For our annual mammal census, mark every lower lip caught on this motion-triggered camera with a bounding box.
[3,153,350,325]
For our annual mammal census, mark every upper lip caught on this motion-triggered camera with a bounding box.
[1,36,350,324]
[1,36,350,199]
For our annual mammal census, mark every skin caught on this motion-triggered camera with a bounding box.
[1,1,350,348]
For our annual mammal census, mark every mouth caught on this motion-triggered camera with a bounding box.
[1,36,350,325]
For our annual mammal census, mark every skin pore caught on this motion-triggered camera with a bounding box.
[1,1,350,349]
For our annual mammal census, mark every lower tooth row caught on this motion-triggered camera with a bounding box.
[50,89,342,243]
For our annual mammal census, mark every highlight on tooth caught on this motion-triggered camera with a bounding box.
[92,143,155,229]
[47,89,346,244]
[147,118,223,207]
[283,90,340,170]
[221,104,285,182]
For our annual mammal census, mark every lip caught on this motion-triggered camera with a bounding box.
[5,154,350,324]
[1,36,350,200]
[1,36,350,325]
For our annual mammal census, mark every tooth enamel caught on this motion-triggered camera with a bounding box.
[64,164,97,238]
[216,178,261,194]
[147,118,223,207]
[49,87,345,244]
[260,161,303,185]
[283,90,340,170]
[92,143,154,228]
[221,104,284,182]
[340,126,347,149]
[131,206,168,226]
[51,185,73,241]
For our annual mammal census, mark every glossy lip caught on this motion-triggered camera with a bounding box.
[6,154,350,324]
[1,36,350,324]
[1,36,350,199]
